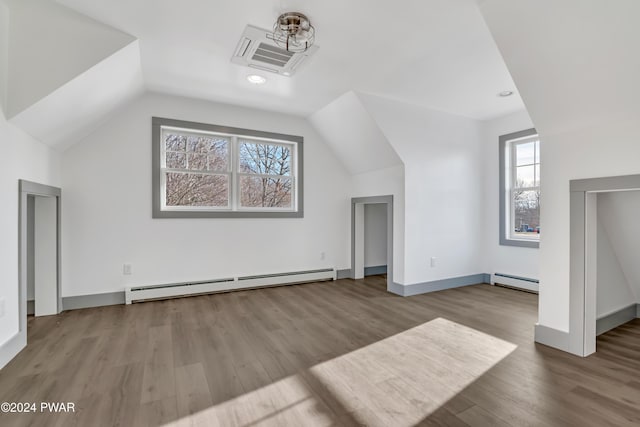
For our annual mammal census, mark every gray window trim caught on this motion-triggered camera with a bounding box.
[152,117,304,218]
[499,128,539,248]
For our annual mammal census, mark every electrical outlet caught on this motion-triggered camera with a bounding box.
[123,264,132,275]
[430,257,437,268]
[320,252,326,260]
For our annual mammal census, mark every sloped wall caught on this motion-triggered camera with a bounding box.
[308,91,402,175]
[3,0,143,149]
[10,41,144,149]
[5,0,136,118]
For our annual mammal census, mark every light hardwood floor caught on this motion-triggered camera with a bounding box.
[1,276,639,426]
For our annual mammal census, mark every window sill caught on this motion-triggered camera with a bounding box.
[153,209,303,219]
[499,237,539,249]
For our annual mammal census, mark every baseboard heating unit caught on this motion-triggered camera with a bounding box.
[125,268,336,304]
[491,273,539,293]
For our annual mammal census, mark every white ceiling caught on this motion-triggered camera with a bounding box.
[477,0,640,136]
[56,0,524,120]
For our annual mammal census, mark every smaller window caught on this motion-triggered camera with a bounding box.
[499,128,540,248]
[152,117,303,218]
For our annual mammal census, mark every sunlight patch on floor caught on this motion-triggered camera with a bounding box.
[309,317,517,426]
[162,373,333,427]
[163,318,516,426]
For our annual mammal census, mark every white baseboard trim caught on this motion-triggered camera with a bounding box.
[0,332,26,370]
[534,323,570,353]
[492,273,539,293]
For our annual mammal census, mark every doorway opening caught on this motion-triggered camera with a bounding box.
[363,203,387,277]
[19,180,62,339]
[569,174,640,357]
[351,195,393,292]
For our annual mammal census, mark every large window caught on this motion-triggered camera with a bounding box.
[499,128,540,248]
[152,117,303,218]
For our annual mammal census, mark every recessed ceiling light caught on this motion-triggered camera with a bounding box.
[247,74,267,85]
[498,90,514,97]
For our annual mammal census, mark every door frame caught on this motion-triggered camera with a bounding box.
[18,180,62,333]
[569,174,640,356]
[350,195,393,291]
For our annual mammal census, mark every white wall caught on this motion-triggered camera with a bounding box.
[61,92,353,297]
[596,210,635,317]
[478,0,640,333]
[0,1,8,112]
[33,196,58,316]
[481,110,538,280]
[364,204,387,268]
[0,104,61,353]
[358,93,485,285]
[596,191,640,316]
[352,165,405,284]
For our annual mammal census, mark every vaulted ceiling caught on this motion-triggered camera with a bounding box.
[0,0,525,150]
[56,0,523,118]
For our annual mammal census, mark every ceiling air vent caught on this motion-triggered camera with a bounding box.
[231,25,318,77]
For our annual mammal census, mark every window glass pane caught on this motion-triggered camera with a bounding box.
[165,133,186,152]
[535,140,540,164]
[516,165,535,188]
[165,172,228,207]
[239,141,291,176]
[512,190,540,238]
[184,135,229,171]
[166,152,186,169]
[516,142,535,166]
[187,153,209,171]
[240,176,292,208]
[535,164,540,187]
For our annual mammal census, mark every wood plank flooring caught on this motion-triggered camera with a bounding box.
[1,275,639,426]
